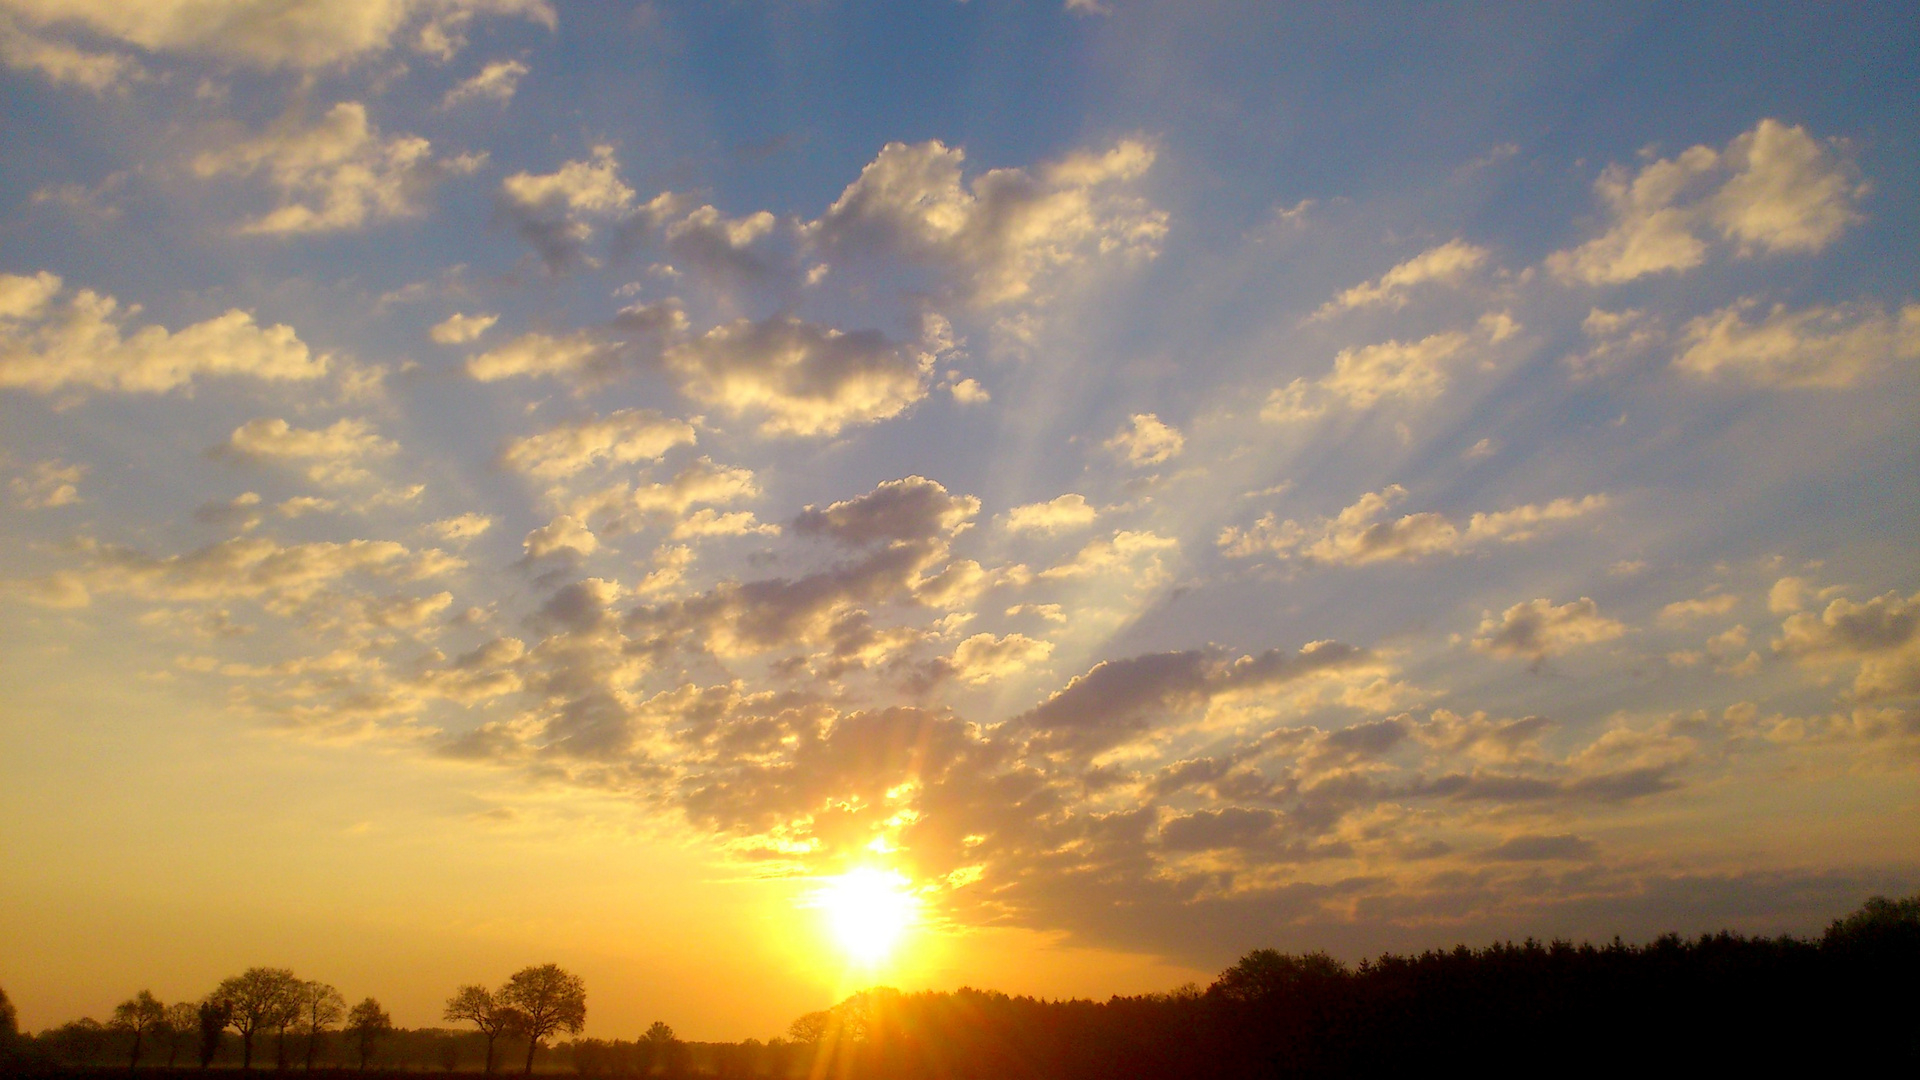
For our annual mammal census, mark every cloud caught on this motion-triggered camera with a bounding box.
[194,102,482,234]
[806,137,1166,306]
[1546,118,1865,285]
[429,311,497,344]
[793,476,978,547]
[463,300,685,384]
[948,632,1053,685]
[663,315,935,437]
[638,194,780,283]
[1039,529,1178,585]
[1565,307,1664,378]
[499,145,634,269]
[1004,493,1097,535]
[1219,485,1606,564]
[429,513,492,543]
[1104,413,1184,467]
[441,57,527,108]
[1012,641,1371,758]
[0,11,139,90]
[1308,239,1489,320]
[1265,312,1518,421]
[498,409,696,480]
[10,458,85,508]
[1479,834,1596,862]
[670,509,778,540]
[1774,589,1920,703]
[218,417,396,485]
[1473,597,1627,662]
[1673,299,1919,388]
[43,534,456,609]
[522,514,599,560]
[948,377,989,404]
[0,0,556,69]
[1658,593,1739,625]
[0,272,325,393]
[566,458,760,536]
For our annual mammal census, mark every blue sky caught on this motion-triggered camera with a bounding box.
[2,0,1917,1039]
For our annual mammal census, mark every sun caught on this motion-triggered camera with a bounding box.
[815,867,919,966]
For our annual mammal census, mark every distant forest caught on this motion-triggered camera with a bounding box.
[4,893,1915,1076]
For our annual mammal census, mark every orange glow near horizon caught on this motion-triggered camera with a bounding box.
[813,867,921,969]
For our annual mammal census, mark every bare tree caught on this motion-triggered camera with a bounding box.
[111,990,167,1069]
[497,965,587,1075]
[214,968,301,1071]
[343,999,390,1072]
[443,985,520,1075]
[295,982,345,1072]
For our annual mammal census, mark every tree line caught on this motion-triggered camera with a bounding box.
[4,893,1914,1075]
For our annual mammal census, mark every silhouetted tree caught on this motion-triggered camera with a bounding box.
[787,1011,830,1046]
[215,968,301,1071]
[343,999,390,1072]
[159,1001,198,1067]
[497,964,586,1075]
[294,980,344,1071]
[110,990,167,1069]
[0,985,17,1045]
[444,985,519,1074]
[643,1021,684,1078]
[197,999,232,1070]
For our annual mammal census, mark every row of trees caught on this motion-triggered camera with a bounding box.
[6,895,1914,1075]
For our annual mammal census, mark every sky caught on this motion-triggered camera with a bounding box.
[2,0,1918,1043]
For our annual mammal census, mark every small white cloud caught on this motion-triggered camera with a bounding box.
[950,632,1053,685]
[10,459,86,508]
[948,377,990,404]
[1309,239,1490,321]
[218,417,397,485]
[441,58,528,108]
[522,514,599,560]
[1104,413,1184,467]
[1473,597,1627,662]
[1265,312,1518,421]
[430,513,493,544]
[1219,485,1607,564]
[429,312,498,344]
[1004,494,1098,535]
[499,409,696,480]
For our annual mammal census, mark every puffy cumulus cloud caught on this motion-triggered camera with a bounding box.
[428,311,496,344]
[1673,299,1919,389]
[10,458,85,508]
[1003,493,1097,535]
[440,57,526,108]
[0,0,555,69]
[565,457,760,536]
[670,508,778,540]
[947,632,1053,685]
[664,314,935,437]
[1774,589,1920,703]
[499,145,634,269]
[1264,312,1518,421]
[1473,597,1627,663]
[0,272,325,393]
[0,11,138,90]
[1308,239,1490,321]
[521,514,599,560]
[43,533,457,610]
[806,137,1167,306]
[1103,412,1184,467]
[217,417,396,485]
[793,476,978,547]
[1012,641,1371,758]
[463,299,686,385]
[499,409,695,480]
[1546,118,1866,285]
[193,102,482,234]
[637,194,780,283]
[1219,485,1607,564]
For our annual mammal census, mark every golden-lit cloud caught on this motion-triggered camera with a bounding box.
[1219,485,1606,564]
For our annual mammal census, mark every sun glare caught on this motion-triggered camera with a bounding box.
[817,867,919,966]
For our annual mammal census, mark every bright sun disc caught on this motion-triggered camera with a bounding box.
[818,867,917,965]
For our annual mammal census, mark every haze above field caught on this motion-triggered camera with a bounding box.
[1,0,1916,1041]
